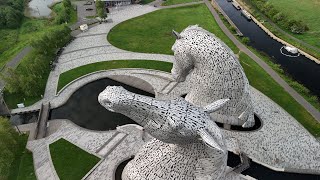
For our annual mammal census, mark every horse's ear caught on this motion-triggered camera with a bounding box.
[172,30,182,39]
[198,129,223,152]
[203,99,229,113]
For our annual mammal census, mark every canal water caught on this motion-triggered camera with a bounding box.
[49,78,154,131]
[25,0,55,17]
[216,0,320,98]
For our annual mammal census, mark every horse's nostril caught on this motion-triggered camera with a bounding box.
[102,99,111,105]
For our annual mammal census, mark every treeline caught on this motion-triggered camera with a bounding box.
[2,26,72,97]
[0,0,24,28]
[250,0,309,34]
[54,0,73,24]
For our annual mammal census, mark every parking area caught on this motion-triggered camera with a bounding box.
[74,1,97,21]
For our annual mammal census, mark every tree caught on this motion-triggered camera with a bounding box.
[0,68,23,94]
[241,37,250,45]
[96,0,107,19]
[4,6,21,28]
[62,0,72,10]
[0,116,18,180]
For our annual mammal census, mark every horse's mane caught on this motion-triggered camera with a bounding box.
[180,25,235,55]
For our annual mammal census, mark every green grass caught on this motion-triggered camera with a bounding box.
[8,134,36,180]
[50,139,100,180]
[162,0,201,6]
[108,4,239,55]
[241,0,320,59]
[239,52,320,137]
[267,0,320,49]
[58,60,173,91]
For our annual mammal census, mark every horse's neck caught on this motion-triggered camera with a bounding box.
[121,95,168,126]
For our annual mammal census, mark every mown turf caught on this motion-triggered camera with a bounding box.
[267,0,320,49]
[108,4,239,55]
[50,139,100,180]
[239,52,320,137]
[57,60,173,91]
[162,0,201,6]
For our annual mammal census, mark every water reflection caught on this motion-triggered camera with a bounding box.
[50,78,154,131]
[216,0,320,98]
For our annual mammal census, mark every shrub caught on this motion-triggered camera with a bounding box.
[96,0,107,19]
[241,37,250,45]
[0,0,24,29]
[272,12,285,22]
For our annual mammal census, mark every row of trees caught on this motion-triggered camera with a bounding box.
[0,0,24,28]
[0,116,19,180]
[250,0,309,34]
[2,26,72,97]
[54,0,73,24]
[96,0,107,19]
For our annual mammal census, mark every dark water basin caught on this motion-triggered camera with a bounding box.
[49,78,154,131]
[114,152,320,179]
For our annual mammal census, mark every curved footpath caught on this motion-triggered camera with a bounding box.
[205,0,320,122]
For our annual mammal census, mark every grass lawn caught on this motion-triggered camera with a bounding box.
[8,134,36,180]
[267,0,320,49]
[162,0,201,6]
[239,52,320,137]
[50,139,100,180]
[240,0,320,59]
[57,60,173,91]
[108,4,239,55]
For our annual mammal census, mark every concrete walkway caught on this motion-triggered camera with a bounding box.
[205,0,320,122]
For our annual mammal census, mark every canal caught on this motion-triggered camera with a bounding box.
[215,0,320,98]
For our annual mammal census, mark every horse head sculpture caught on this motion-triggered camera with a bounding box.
[99,86,229,179]
[171,25,255,128]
